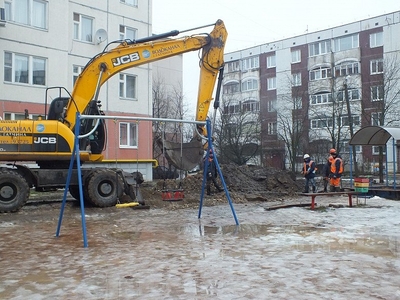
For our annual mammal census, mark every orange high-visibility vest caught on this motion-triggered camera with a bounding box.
[330,157,343,174]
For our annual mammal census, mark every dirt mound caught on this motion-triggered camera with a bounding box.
[140,164,302,209]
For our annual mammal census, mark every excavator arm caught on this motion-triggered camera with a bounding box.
[64,19,227,130]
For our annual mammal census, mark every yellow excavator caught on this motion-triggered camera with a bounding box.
[0,20,227,212]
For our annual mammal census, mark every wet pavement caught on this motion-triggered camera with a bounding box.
[1,195,400,299]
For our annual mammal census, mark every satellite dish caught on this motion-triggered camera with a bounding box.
[94,29,108,44]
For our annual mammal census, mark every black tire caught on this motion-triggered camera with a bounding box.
[85,169,123,207]
[69,185,84,201]
[0,170,30,213]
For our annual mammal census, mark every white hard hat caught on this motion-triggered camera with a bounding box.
[303,154,310,159]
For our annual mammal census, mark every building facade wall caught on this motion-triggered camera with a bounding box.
[222,11,400,172]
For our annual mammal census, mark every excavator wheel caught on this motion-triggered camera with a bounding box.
[68,185,90,205]
[85,169,124,207]
[0,170,30,213]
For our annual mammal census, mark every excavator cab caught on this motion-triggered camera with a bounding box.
[47,97,106,155]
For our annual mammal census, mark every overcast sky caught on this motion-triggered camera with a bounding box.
[152,0,400,115]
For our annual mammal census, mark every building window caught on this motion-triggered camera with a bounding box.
[119,122,138,148]
[310,92,332,105]
[267,77,276,90]
[309,40,331,57]
[334,34,359,51]
[268,122,277,135]
[266,55,276,68]
[310,118,333,129]
[334,61,359,77]
[73,65,84,86]
[73,13,93,42]
[291,49,301,63]
[241,79,258,92]
[119,25,137,41]
[4,112,40,120]
[292,73,301,86]
[293,97,302,109]
[371,85,384,101]
[340,115,360,127]
[372,146,385,155]
[120,0,138,7]
[340,141,362,153]
[310,66,332,81]
[242,56,259,71]
[267,99,276,112]
[224,104,240,114]
[5,0,47,29]
[371,112,383,126]
[370,32,383,48]
[119,73,137,99]
[337,89,360,101]
[226,61,240,73]
[223,82,240,94]
[4,51,46,85]
[370,59,383,74]
[242,100,259,112]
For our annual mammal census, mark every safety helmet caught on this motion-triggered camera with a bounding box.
[329,148,337,155]
[303,154,310,159]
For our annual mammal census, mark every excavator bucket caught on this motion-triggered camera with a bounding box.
[160,138,204,171]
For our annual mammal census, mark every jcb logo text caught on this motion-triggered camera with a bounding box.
[112,53,140,67]
[34,137,56,144]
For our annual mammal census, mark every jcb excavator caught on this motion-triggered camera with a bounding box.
[0,20,227,212]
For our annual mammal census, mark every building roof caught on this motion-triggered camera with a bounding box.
[349,126,400,145]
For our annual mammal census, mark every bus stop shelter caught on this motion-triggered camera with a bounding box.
[349,125,400,188]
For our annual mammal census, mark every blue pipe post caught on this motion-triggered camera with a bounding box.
[55,113,88,247]
[393,138,396,189]
[197,119,239,225]
[349,145,353,188]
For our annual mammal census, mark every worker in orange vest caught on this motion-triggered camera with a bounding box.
[302,154,317,193]
[329,148,344,192]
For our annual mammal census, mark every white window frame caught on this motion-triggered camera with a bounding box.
[370,32,383,48]
[4,112,40,120]
[73,13,93,43]
[119,73,137,100]
[119,122,138,148]
[370,59,383,74]
[242,56,259,71]
[241,79,258,92]
[371,112,383,126]
[267,122,277,135]
[340,115,360,127]
[267,99,276,112]
[266,55,276,68]
[310,93,332,105]
[223,81,240,94]
[267,77,276,90]
[5,0,47,29]
[334,61,359,77]
[120,0,138,7]
[340,141,362,153]
[310,66,332,81]
[372,145,386,155]
[309,40,331,57]
[293,97,302,109]
[226,61,240,73]
[4,51,46,86]
[337,88,360,101]
[292,73,301,87]
[371,85,384,101]
[310,118,333,129]
[242,100,260,113]
[334,34,359,52]
[291,49,301,63]
[73,65,84,87]
[119,25,137,41]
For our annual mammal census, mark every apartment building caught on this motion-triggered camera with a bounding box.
[0,0,184,179]
[223,11,400,172]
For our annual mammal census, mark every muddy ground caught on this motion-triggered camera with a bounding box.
[1,165,400,299]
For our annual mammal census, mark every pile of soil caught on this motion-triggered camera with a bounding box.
[140,164,303,209]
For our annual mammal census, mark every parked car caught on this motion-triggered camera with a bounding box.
[153,166,179,180]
